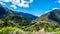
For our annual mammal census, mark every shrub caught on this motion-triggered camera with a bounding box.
[0,27,16,34]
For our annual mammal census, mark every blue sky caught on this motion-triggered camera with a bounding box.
[0,0,60,16]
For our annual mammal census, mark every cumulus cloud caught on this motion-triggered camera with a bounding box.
[0,2,3,4]
[10,5,17,9]
[0,2,6,5]
[55,0,60,3]
[3,0,11,2]
[58,0,60,3]
[30,0,33,3]
[0,0,33,9]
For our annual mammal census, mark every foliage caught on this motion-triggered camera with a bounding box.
[0,27,16,34]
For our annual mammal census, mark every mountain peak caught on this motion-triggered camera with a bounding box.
[32,9,60,28]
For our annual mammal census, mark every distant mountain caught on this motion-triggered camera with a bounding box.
[13,12,38,21]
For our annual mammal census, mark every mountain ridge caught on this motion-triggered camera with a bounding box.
[30,9,60,31]
[0,5,32,28]
[12,11,38,21]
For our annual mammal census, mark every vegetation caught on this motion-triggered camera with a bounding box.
[1,5,60,34]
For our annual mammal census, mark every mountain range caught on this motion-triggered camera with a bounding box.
[0,5,60,33]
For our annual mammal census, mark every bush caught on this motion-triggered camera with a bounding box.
[0,27,16,34]
[0,27,33,34]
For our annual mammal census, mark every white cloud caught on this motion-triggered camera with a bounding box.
[10,5,17,9]
[30,0,33,3]
[3,0,11,2]
[0,2,3,4]
[23,3,29,7]
[0,2,6,5]
[55,0,60,4]
[0,0,33,8]
[52,8,59,10]
[58,0,60,3]
[55,0,60,3]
